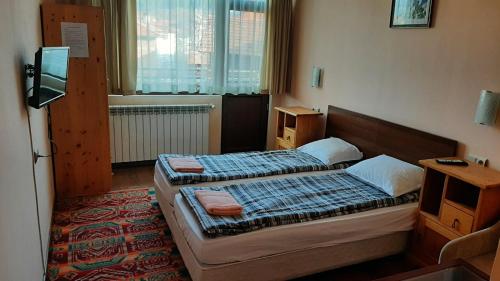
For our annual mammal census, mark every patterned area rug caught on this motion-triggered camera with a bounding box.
[47,188,191,281]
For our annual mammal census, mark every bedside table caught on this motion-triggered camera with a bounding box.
[274,106,323,149]
[410,158,500,265]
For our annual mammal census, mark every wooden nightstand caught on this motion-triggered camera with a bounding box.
[274,106,323,149]
[410,158,500,265]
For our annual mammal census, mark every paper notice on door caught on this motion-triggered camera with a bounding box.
[61,22,89,58]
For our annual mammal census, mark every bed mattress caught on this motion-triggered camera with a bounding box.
[154,162,340,207]
[170,193,418,265]
[157,150,338,185]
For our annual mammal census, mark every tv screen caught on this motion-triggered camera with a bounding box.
[28,47,70,109]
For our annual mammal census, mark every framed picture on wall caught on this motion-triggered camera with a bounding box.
[390,0,433,28]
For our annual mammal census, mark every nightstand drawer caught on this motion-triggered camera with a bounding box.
[276,137,294,149]
[440,203,473,235]
[283,127,296,145]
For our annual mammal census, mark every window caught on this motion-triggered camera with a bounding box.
[136,0,266,95]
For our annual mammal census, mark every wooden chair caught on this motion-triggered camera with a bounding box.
[492,242,500,281]
[439,221,500,263]
[439,221,499,278]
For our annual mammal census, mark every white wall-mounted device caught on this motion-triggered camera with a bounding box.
[311,66,322,88]
[474,90,499,126]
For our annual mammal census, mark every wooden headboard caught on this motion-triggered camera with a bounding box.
[325,106,458,165]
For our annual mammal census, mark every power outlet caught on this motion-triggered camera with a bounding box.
[311,107,321,113]
[467,154,488,167]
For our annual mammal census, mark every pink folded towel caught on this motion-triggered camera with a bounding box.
[168,157,204,173]
[195,190,243,216]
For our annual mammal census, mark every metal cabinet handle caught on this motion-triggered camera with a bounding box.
[286,136,291,141]
[452,218,460,229]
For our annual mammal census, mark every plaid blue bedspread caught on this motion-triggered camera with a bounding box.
[180,171,419,237]
[158,150,349,185]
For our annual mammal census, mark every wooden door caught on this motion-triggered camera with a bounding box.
[42,4,111,197]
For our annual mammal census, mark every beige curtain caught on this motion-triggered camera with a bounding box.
[52,0,137,95]
[102,0,137,95]
[261,0,293,95]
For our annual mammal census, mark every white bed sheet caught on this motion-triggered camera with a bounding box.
[153,162,340,206]
[171,193,418,265]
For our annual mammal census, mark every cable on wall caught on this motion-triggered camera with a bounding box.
[24,87,48,279]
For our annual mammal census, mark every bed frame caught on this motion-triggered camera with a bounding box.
[160,106,459,281]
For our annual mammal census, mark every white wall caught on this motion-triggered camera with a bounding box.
[281,0,500,169]
[0,0,55,280]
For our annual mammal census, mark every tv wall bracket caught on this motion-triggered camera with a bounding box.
[25,64,35,78]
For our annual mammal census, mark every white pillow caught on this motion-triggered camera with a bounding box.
[345,155,424,197]
[298,137,363,165]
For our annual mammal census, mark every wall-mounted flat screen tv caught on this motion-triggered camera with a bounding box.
[28,47,70,109]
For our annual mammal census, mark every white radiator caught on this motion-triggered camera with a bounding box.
[109,104,213,164]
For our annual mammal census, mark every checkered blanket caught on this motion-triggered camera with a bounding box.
[180,171,419,237]
[158,150,349,185]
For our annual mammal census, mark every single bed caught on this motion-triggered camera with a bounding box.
[154,162,342,244]
[156,149,349,186]
[158,106,458,281]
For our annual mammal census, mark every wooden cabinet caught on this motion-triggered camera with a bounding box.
[410,158,500,265]
[42,4,112,197]
[274,107,323,149]
[221,94,269,153]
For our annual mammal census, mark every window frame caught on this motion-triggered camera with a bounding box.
[137,0,266,95]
